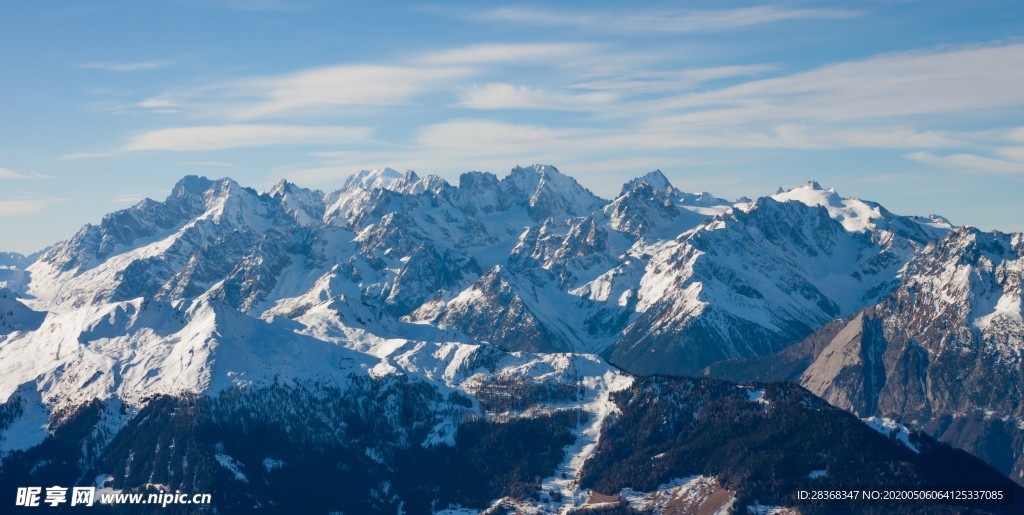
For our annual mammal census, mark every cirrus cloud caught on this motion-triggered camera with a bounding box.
[0,198,67,217]
[462,5,864,34]
[80,60,172,72]
[121,124,373,152]
[0,167,32,180]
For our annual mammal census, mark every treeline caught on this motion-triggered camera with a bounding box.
[579,377,1023,514]
[0,380,584,514]
[474,374,582,413]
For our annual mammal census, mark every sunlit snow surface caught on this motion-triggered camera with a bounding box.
[863,416,921,454]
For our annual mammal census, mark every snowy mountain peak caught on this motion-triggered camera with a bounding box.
[458,170,500,190]
[506,164,588,196]
[171,175,215,198]
[510,163,562,179]
[505,164,560,196]
[771,182,951,240]
[504,164,607,220]
[774,181,842,204]
[4,166,966,391]
[5,164,1024,509]
[908,214,955,232]
[268,178,289,195]
[391,170,451,195]
[185,177,258,208]
[772,182,887,233]
[270,179,326,226]
[620,170,673,196]
[343,167,405,191]
[268,178,310,197]
[682,191,731,207]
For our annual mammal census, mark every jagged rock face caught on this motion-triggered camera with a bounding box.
[426,175,939,374]
[736,227,1024,482]
[606,180,682,237]
[605,170,728,239]
[383,242,467,316]
[501,164,606,220]
[801,228,1024,419]
[20,165,950,380]
[39,177,239,273]
[797,311,889,416]
[29,178,297,309]
[609,196,922,375]
[9,166,957,385]
[25,166,582,315]
[426,266,575,353]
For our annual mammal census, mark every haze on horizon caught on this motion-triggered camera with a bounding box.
[1,0,1022,254]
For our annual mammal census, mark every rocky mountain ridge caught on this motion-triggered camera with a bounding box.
[4,164,1022,513]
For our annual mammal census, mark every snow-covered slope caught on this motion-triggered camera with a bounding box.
[608,191,938,374]
[0,297,377,409]
[0,289,45,335]
[0,252,36,292]
[10,169,956,391]
[0,169,955,418]
[772,180,952,240]
[4,166,1023,512]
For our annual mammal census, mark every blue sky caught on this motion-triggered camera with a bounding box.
[1,0,1022,253]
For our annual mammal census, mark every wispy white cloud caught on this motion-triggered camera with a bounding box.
[117,37,1024,192]
[570,65,778,95]
[464,5,863,33]
[230,65,473,119]
[641,43,1024,124]
[807,127,964,149]
[905,151,1024,175]
[140,64,473,119]
[1006,128,1024,143]
[0,167,48,179]
[121,124,372,152]
[80,60,172,72]
[418,43,596,65]
[138,97,178,109]
[0,199,66,216]
[0,167,33,180]
[136,43,600,120]
[996,147,1024,162]
[456,84,617,111]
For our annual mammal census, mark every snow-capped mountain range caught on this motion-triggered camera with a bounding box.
[3,165,957,406]
[2,164,1022,513]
